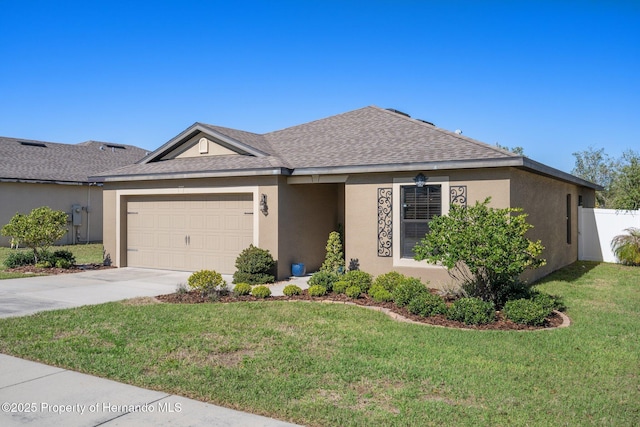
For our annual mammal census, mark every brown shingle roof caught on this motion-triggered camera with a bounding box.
[0,137,148,183]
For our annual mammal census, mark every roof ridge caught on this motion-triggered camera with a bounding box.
[265,106,376,135]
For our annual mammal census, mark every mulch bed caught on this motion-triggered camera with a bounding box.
[157,289,566,331]
[6,264,115,275]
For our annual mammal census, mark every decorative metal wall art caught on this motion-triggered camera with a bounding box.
[450,185,467,207]
[377,188,392,257]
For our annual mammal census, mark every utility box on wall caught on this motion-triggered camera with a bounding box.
[71,204,82,226]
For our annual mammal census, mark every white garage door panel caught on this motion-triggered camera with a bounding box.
[127,194,253,273]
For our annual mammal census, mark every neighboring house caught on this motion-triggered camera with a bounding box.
[94,106,600,286]
[0,136,148,247]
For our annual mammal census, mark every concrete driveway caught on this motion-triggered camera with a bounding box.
[0,267,194,318]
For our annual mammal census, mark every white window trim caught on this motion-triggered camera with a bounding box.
[115,186,259,267]
[392,176,449,268]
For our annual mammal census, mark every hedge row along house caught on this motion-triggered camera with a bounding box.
[92,106,600,286]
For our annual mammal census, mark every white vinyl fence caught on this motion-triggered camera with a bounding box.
[578,207,640,263]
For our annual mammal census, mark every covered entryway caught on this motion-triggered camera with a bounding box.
[126,194,253,272]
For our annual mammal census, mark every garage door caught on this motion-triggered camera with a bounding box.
[126,194,253,273]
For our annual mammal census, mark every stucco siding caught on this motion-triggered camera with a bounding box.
[1,182,102,247]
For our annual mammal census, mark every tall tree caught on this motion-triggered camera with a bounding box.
[610,150,640,210]
[571,146,617,207]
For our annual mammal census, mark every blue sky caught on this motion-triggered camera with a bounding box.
[1,0,638,174]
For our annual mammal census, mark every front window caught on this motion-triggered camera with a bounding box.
[401,185,442,258]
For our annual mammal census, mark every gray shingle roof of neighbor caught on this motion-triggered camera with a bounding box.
[92,105,601,189]
[0,136,149,183]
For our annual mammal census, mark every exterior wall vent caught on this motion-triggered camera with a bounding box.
[18,141,47,148]
[386,108,411,118]
[198,137,209,154]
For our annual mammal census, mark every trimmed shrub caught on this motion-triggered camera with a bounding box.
[333,280,349,294]
[373,271,407,293]
[251,285,272,298]
[308,271,339,292]
[532,291,566,312]
[368,284,393,302]
[283,284,302,296]
[447,297,496,325]
[4,251,36,268]
[233,282,252,296]
[308,285,328,297]
[188,270,227,295]
[345,285,361,299]
[504,298,551,326]
[392,277,429,307]
[407,294,448,317]
[320,231,345,274]
[343,270,373,293]
[232,245,276,285]
[51,250,76,265]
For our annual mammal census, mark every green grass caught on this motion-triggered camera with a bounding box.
[0,244,104,279]
[0,261,638,426]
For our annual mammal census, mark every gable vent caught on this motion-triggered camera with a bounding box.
[19,141,47,148]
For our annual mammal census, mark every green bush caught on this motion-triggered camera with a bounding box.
[51,249,76,264]
[4,251,36,268]
[407,294,448,317]
[308,285,328,297]
[283,284,302,296]
[188,270,227,295]
[373,271,407,293]
[232,245,276,285]
[233,282,252,296]
[343,270,373,293]
[251,285,272,298]
[504,299,551,326]
[54,259,72,269]
[345,285,361,299]
[332,280,349,294]
[392,277,429,307]
[368,284,393,302]
[308,271,339,292]
[447,297,496,325]
[532,291,566,312]
[320,231,345,274]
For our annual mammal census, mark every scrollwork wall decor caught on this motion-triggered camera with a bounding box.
[377,188,392,257]
[450,185,467,207]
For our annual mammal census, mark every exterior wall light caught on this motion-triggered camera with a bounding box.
[260,193,268,216]
[413,173,427,187]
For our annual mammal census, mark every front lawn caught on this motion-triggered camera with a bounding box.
[0,261,638,426]
[0,244,104,279]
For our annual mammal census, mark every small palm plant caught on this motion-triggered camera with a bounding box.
[611,227,640,266]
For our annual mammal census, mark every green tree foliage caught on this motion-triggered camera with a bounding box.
[611,227,640,266]
[1,207,68,264]
[495,143,524,155]
[413,198,545,306]
[320,231,345,274]
[572,146,617,207]
[610,150,640,210]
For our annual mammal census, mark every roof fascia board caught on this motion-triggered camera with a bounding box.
[92,168,291,183]
[139,123,268,165]
[291,157,602,190]
[0,178,93,186]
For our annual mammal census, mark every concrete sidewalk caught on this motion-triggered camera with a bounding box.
[0,354,301,426]
[0,268,309,426]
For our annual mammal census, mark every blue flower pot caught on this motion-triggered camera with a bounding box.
[291,263,306,277]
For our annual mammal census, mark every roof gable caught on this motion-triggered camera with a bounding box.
[140,123,271,164]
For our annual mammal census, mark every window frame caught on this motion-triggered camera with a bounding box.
[392,176,449,268]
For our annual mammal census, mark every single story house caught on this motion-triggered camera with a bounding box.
[0,136,148,246]
[93,106,599,286]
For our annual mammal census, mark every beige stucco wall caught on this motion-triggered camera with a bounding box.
[510,168,596,282]
[0,182,103,247]
[343,170,513,287]
[277,179,343,278]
